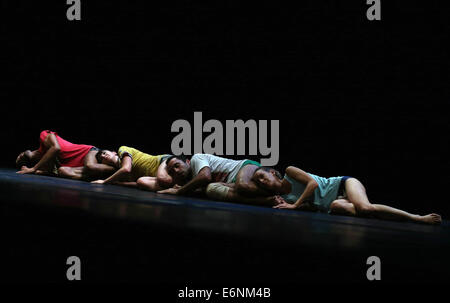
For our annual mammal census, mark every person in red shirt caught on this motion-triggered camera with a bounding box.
[16,130,115,180]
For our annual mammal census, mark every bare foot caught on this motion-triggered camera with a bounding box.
[417,213,442,225]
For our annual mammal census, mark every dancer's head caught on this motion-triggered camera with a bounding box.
[252,166,283,193]
[165,155,191,183]
[16,150,41,169]
[96,150,119,167]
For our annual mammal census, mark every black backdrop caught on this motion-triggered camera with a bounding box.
[1,1,449,217]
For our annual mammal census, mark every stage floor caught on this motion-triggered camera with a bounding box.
[1,168,449,284]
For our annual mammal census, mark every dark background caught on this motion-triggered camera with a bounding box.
[1,1,449,217]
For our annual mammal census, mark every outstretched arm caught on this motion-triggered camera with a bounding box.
[177,166,211,195]
[91,155,132,184]
[227,187,283,207]
[158,166,212,195]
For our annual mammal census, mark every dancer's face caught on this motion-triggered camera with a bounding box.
[99,150,119,166]
[166,158,191,182]
[253,169,281,192]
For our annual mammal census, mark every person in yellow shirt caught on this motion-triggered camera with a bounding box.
[91,146,173,191]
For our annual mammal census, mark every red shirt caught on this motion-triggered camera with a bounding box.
[38,130,94,167]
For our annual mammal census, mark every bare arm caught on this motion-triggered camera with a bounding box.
[157,166,211,195]
[285,166,318,208]
[156,160,173,188]
[84,150,116,177]
[92,155,132,184]
[30,133,60,173]
[224,182,317,210]
[176,166,212,195]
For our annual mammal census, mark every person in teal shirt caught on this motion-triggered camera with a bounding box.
[252,166,441,225]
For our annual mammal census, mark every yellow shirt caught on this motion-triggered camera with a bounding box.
[118,146,163,180]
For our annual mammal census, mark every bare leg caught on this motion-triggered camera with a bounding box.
[344,178,441,225]
[137,177,163,192]
[330,199,356,216]
[57,166,86,180]
[206,182,277,207]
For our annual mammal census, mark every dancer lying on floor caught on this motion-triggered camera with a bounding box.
[159,154,276,203]
[16,130,115,180]
[158,154,280,205]
[91,146,173,191]
[250,166,441,225]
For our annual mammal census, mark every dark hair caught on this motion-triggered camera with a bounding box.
[16,154,31,169]
[165,155,189,165]
[254,166,283,180]
[16,151,38,169]
[95,150,103,163]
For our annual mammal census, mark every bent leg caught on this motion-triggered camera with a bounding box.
[57,166,85,180]
[345,178,441,224]
[330,199,356,216]
[205,182,234,201]
[137,177,163,192]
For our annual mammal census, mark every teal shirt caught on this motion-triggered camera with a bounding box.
[281,173,343,213]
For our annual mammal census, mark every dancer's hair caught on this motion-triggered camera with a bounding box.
[254,166,283,179]
[95,150,104,163]
[165,155,189,164]
[16,153,31,169]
